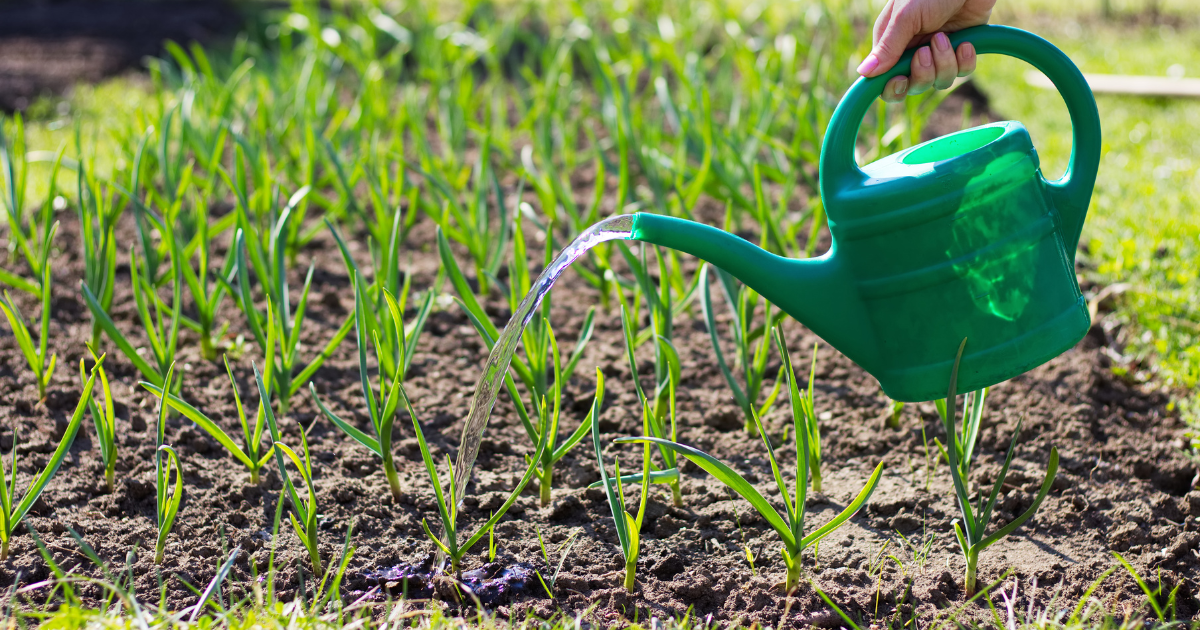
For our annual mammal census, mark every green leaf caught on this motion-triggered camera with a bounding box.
[616,436,794,549]
[140,382,254,469]
[310,383,382,457]
[977,447,1059,551]
[80,283,161,384]
[799,461,884,548]
[12,361,98,524]
[699,265,749,413]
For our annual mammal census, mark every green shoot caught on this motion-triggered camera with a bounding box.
[590,369,651,591]
[789,343,823,493]
[180,195,236,361]
[699,262,784,434]
[0,115,62,294]
[0,224,58,400]
[940,339,1059,596]
[273,428,323,578]
[411,373,550,578]
[886,399,905,430]
[82,236,182,391]
[0,355,103,560]
[311,272,409,501]
[605,303,684,506]
[520,319,601,507]
[326,218,436,386]
[258,362,322,576]
[81,345,117,493]
[141,356,275,485]
[151,363,184,564]
[619,329,884,591]
[76,159,123,350]
[251,360,320,575]
[231,224,354,413]
[535,527,581,597]
[488,520,497,562]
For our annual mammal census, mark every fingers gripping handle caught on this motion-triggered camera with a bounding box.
[820,25,1101,246]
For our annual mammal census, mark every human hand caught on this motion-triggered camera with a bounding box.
[857,0,996,103]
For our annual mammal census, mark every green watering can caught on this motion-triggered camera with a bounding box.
[628,25,1101,402]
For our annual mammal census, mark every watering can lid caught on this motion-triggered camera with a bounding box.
[829,121,1040,237]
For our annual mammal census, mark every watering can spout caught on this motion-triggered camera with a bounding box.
[629,213,879,370]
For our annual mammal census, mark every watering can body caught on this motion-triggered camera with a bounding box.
[630,25,1101,402]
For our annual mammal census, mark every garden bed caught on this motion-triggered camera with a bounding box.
[1,192,1197,626]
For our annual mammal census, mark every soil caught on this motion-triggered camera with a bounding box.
[1,95,1199,626]
[0,0,241,111]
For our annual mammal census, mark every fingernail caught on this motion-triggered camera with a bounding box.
[962,42,976,60]
[918,47,932,67]
[934,32,951,52]
[857,53,880,76]
[893,77,908,97]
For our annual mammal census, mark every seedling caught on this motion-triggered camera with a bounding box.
[257,363,323,576]
[604,303,684,506]
[82,238,182,391]
[0,356,102,560]
[535,527,581,598]
[699,261,783,434]
[225,152,353,411]
[619,330,884,591]
[179,195,236,361]
[0,115,62,295]
[0,230,57,400]
[590,370,652,592]
[142,356,275,484]
[788,342,823,493]
[939,340,1059,596]
[439,215,597,506]
[311,273,410,500]
[411,373,550,578]
[81,345,117,493]
[76,160,123,350]
[273,428,322,577]
[151,364,184,564]
[326,218,435,386]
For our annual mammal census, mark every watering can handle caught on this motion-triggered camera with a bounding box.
[820,25,1101,247]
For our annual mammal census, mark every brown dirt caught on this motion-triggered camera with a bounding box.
[0,0,240,111]
[1,98,1199,626]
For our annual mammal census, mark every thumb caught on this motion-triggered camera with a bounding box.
[858,7,923,77]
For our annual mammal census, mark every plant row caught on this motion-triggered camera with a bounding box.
[0,0,1054,603]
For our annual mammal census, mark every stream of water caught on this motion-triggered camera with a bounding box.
[449,214,636,510]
